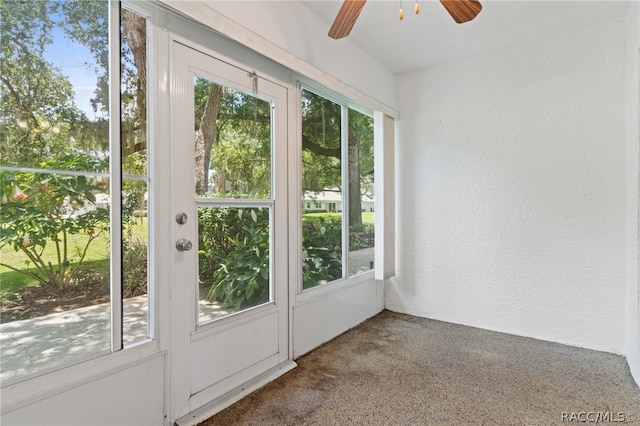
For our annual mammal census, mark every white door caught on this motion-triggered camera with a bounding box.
[170,41,291,420]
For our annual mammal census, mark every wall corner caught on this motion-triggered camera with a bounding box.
[625,0,640,386]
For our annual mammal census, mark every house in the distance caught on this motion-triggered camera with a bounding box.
[302,190,374,213]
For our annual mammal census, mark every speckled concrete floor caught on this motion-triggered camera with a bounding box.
[200,310,640,425]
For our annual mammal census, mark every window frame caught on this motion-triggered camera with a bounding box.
[297,81,376,294]
[0,1,159,391]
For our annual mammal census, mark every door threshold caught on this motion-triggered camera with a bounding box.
[174,360,297,426]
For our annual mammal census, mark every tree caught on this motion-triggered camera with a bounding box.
[300,89,374,230]
[347,108,374,231]
[195,81,223,195]
[0,1,149,293]
[194,81,272,197]
[0,1,91,164]
[301,90,342,192]
[54,0,108,115]
[121,9,147,156]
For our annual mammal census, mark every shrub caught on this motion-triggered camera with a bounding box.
[199,207,270,308]
[208,224,270,309]
[302,217,342,289]
[122,236,147,298]
[0,153,110,290]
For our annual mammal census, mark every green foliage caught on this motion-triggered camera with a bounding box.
[55,0,109,113]
[198,207,262,280]
[301,89,342,192]
[209,224,270,310]
[0,153,110,290]
[122,235,147,298]
[302,218,343,289]
[0,1,150,308]
[0,0,108,165]
[194,79,272,197]
[199,207,270,309]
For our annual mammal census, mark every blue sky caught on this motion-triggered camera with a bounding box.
[42,26,100,119]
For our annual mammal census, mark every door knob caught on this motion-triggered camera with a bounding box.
[176,238,193,252]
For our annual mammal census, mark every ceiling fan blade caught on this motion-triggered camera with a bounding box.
[328,0,367,39]
[440,0,482,24]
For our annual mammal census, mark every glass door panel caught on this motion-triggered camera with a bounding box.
[197,206,272,324]
[193,77,272,199]
[192,74,275,325]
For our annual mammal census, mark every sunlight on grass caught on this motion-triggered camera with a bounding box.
[0,219,147,294]
[303,212,374,225]
[0,231,110,296]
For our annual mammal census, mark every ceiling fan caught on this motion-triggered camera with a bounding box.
[328,0,483,39]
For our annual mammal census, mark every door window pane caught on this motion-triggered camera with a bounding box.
[197,206,271,324]
[192,73,275,324]
[194,77,272,199]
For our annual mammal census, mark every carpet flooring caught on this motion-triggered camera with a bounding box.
[200,310,640,425]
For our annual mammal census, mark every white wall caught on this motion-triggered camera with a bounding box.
[389,16,629,355]
[293,276,384,358]
[1,355,166,426]
[625,1,640,384]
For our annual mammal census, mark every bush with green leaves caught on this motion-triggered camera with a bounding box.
[199,209,353,306]
[0,153,110,290]
[198,207,266,281]
[122,235,147,298]
[302,217,342,289]
[208,221,270,309]
[198,207,270,308]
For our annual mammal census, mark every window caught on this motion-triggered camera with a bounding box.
[121,7,149,345]
[300,87,374,290]
[192,76,275,322]
[0,1,149,381]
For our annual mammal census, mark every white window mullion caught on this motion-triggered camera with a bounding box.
[341,105,349,279]
[108,0,123,351]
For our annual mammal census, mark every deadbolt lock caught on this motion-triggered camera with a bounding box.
[175,212,188,225]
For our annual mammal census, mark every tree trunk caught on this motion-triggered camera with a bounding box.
[348,128,362,231]
[195,83,223,195]
[122,10,147,154]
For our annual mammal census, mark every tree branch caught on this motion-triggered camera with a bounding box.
[302,135,340,159]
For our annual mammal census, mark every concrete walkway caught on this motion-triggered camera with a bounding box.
[0,296,229,382]
[349,247,375,275]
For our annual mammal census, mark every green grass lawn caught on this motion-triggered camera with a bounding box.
[0,232,110,293]
[0,219,147,295]
[302,211,374,226]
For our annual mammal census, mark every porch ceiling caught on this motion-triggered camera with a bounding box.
[299,0,631,75]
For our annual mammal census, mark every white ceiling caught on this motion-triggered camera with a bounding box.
[300,0,631,75]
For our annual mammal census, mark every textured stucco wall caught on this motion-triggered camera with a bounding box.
[389,17,628,354]
[625,1,640,384]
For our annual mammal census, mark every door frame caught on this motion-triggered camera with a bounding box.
[168,39,296,424]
